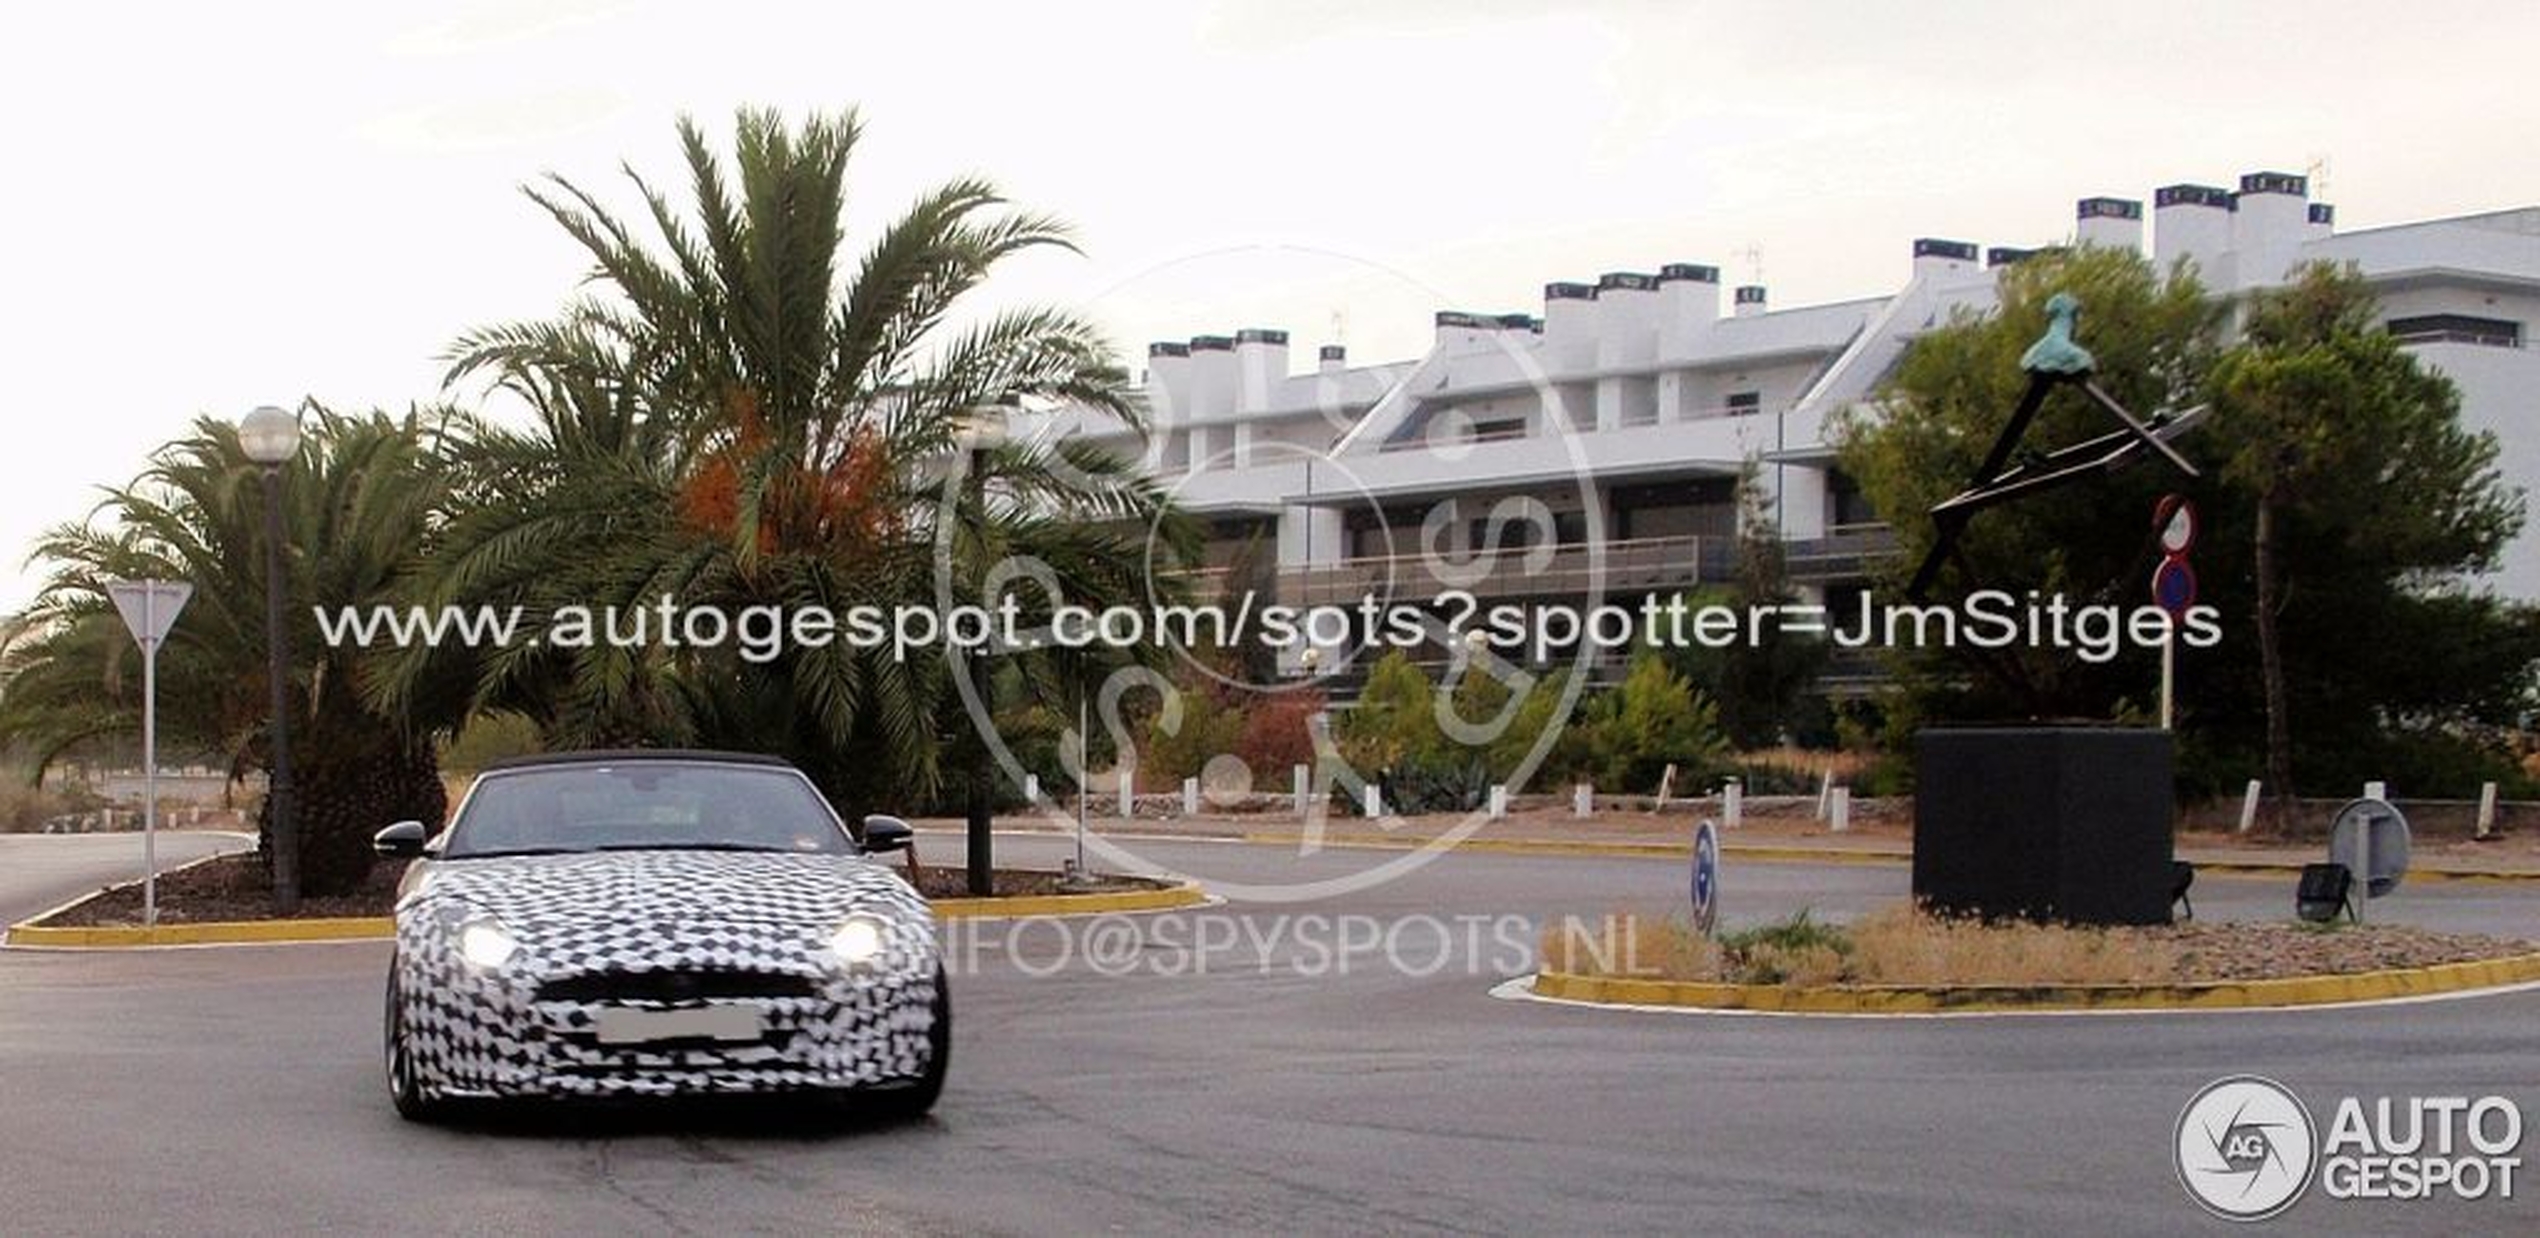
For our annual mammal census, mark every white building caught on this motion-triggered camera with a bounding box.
[1015,171,2540,678]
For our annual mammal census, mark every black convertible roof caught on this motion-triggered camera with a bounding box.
[480,749,797,772]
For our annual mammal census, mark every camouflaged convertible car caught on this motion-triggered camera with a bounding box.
[372,751,946,1121]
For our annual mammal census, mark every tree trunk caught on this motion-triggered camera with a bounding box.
[965,773,994,897]
[282,739,449,899]
[2253,492,2298,834]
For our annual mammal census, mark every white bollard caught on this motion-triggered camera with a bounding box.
[1182,777,1200,818]
[1294,765,1310,819]
[1024,773,1040,804]
[1574,784,1593,819]
[1489,785,1507,821]
[1723,777,1742,831]
[2237,779,2263,835]
[1815,769,1833,821]
[1119,771,1134,819]
[2476,781,2499,841]
[1829,787,1851,834]
[2364,780,2387,802]
[1364,784,1381,818]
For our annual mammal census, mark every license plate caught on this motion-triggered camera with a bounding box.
[592,1005,763,1045]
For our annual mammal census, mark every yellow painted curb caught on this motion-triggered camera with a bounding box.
[1232,830,2539,881]
[2187,860,2540,885]
[6,876,1210,947]
[1239,831,1910,866]
[928,879,1208,920]
[1529,950,2540,1014]
[5,916,396,948]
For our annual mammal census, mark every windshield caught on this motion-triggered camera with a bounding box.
[442,762,854,858]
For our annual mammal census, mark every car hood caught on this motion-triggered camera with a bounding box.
[406,849,928,930]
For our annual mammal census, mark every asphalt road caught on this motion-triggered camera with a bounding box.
[1,832,2532,1236]
[0,831,250,924]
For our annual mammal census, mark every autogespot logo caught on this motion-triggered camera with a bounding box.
[2175,1075,2319,1222]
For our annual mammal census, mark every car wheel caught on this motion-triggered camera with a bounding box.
[877,965,951,1121]
[383,970,445,1123]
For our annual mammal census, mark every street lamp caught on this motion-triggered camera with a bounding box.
[240,404,301,915]
[955,408,1010,897]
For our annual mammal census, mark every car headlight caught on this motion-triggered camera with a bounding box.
[456,918,519,971]
[829,916,887,965]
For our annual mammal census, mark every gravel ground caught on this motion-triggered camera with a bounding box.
[2155,920,2536,981]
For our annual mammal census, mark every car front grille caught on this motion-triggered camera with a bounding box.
[537,968,820,1004]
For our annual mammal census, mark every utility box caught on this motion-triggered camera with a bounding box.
[1913,726,2175,926]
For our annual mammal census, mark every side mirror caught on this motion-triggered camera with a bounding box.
[861,814,914,855]
[372,820,430,859]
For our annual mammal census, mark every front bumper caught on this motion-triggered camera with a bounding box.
[395,930,939,1099]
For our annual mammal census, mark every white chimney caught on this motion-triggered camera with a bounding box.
[2306,201,2335,242]
[1187,334,1237,420]
[1317,344,1347,374]
[1234,327,1289,412]
[1432,310,1501,358]
[1732,284,1767,318]
[2231,171,2310,288]
[1541,282,1598,369]
[2153,183,2234,281]
[1144,342,1192,427]
[1912,238,1979,282]
[1656,263,1720,357]
[1594,272,1661,367]
[2076,196,2144,252]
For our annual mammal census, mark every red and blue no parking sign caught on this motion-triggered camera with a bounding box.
[2151,556,2197,615]
[2151,495,2198,615]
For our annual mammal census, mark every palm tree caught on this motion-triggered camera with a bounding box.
[2,408,463,896]
[387,108,1194,839]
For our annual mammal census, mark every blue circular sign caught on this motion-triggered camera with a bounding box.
[1690,819,1720,936]
[2152,557,2198,615]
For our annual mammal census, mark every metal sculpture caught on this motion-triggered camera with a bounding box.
[1905,293,2207,598]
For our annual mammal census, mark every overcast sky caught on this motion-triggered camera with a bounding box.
[2,1,2534,608]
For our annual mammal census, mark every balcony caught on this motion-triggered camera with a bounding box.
[1176,528,1899,607]
[1275,535,1733,608]
[1784,527,1899,582]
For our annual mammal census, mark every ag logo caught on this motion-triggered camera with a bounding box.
[2175,1075,2318,1221]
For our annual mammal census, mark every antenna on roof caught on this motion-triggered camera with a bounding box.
[2305,154,2332,198]
[1738,242,1765,286]
[1328,307,1347,346]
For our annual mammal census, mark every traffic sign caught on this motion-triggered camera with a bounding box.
[109,580,191,648]
[1690,818,1720,936]
[106,579,191,929]
[2155,494,2198,556]
[2151,558,2198,615]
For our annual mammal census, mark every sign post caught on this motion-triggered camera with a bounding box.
[2151,495,2199,730]
[1690,818,1721,937]
[108,580,192,929]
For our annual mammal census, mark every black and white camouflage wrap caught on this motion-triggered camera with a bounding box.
[390,850,939,1101]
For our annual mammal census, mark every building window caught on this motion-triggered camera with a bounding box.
[2386,314,2521,348]
[1725,390,1762,416]
[1471,418,1527,443]
[1467,509,1587,553]
[1828,470,1881,531]
[1614,479,1735,540]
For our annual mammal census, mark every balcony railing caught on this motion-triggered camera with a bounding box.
[1272,535,1732,606]
[1173,528,1900,606]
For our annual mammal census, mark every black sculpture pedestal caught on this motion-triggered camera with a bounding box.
[1913,726,2176,926]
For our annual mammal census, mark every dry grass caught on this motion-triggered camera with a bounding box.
[1538,911,1723,982]
[1540,904,2534,989]
[1543,904,2178,987]
[1843,905,2177,986]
